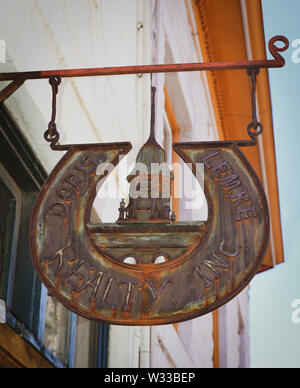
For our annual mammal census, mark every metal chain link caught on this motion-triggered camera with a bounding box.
[246,68,263,139]
[44,76,61,147]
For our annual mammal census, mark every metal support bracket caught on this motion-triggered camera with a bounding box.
[0,79,25,103]
[0,35,289,101]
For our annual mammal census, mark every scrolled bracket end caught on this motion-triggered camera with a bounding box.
[268,35,289,66]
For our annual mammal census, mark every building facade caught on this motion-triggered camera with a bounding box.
[0,0,283,368]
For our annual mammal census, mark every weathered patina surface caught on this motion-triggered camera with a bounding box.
[30,141,269,325]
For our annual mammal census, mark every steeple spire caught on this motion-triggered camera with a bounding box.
[117,85,175,224]
[149,86,156,142]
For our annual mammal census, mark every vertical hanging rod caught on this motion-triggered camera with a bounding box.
[0,36,288,83]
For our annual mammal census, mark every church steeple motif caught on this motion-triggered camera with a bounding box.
[118,87,174,224]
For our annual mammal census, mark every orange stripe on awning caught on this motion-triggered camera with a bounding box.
[192,0,284,270]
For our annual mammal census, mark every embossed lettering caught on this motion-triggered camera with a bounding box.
[74,166,90,183]
[102,278,114,308]
[211,161,231,177]
[203,254,229,279]
[204,151,257,221]
[143,279,172,313]
[119,281,142,312]
[219,239,239,258]
[220,174,241,193]
[230,188,249,207]
[57,187,74,201]
[42,241,77,277]
[203,151,221,169]
[81,155,96,168]
[63,259,104,303]
[235,206,257,221]
[195,266,213,289]
[47,202,68,217]
[63,174,82,191]
[195,240,239,287]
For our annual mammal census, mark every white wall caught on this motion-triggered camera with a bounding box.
[0,0,250,368]
[0,0,152,368]
[150,0,216,368]
[150,0,250,369]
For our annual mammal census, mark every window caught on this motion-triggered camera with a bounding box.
[0,178,16,302]
[0,104,109,368]
[43,295,108,368]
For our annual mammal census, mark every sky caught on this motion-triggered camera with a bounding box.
[249,0,300,368]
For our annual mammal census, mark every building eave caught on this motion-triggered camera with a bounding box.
[192,0,284,271]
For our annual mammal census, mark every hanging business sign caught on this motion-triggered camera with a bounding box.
[29,138,269,325]
[3,34,284,325]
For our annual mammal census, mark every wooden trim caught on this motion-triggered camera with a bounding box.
[164,86,180,220]
[191,0,228,140]
[192,0,284,270]
[245,0,284,266]
[0,324,54,368]
[212,310,219,368]
[0,346,25,368]
[164,86,179,334]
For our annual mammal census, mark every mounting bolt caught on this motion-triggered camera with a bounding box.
[137,22,144,31]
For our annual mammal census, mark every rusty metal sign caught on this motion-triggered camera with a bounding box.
[30,139,269,325]
[26,37,286,325]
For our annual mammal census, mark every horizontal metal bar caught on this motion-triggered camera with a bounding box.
[0,36,289,82]
[0,60,285,81]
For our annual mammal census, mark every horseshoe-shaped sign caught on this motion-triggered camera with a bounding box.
[30,140,269,325]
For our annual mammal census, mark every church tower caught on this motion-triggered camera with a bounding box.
[118,87,175,224]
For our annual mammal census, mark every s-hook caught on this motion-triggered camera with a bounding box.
[44,76,61,149]
[247,68,263,141]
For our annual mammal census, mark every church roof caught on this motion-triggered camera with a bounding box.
[127,136,174,182]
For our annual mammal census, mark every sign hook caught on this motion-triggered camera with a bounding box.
[44,76,61,149]
[247,68,263,140]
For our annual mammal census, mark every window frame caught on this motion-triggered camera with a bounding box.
[0,103,109,368]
